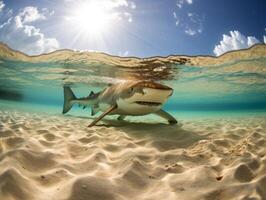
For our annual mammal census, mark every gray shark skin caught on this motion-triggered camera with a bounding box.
[62,81,177,127]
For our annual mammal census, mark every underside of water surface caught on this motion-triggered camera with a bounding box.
[0,42,266,116]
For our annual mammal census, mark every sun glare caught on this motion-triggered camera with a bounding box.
[69,2,114,37]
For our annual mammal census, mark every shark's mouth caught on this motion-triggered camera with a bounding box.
[135,101,162,106]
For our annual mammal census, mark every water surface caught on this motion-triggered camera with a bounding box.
[1,43,266,116]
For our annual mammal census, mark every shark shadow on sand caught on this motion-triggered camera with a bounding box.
[102,119,204,151]
[65,114,204,151]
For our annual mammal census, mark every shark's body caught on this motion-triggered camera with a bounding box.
[63,81,177,127]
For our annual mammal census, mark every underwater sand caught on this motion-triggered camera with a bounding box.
[0,107,266,200]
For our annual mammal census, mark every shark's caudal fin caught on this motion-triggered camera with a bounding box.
[63,86,77,114]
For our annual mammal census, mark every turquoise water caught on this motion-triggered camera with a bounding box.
[1,47,266,116]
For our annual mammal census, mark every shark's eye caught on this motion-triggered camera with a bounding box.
[130,87,134,92]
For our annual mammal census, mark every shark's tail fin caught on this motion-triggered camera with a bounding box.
[63,86,77,114]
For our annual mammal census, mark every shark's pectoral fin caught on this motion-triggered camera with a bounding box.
[88,104,117,127]
[117,115,126,120]
[91,105,100,116]
[154,109,177,125]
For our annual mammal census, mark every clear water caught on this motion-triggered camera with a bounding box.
[1,45,266,118]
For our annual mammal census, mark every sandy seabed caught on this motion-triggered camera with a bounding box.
[0,109,266,200]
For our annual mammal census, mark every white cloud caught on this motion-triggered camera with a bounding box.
[0,6,59,55]
[103,0,136,22]
[176,0,193,8]
[114,12,133,22]
[41,8,55,17]
[174,1,203,36]
[130,1,136,9]
[113,0,129,7]
[173,12,177,19]
[123,12,132,22]
[213,31,260,56]
[185,28,202,36]
[173,12,177,20]
[184,29,196,36]
[247,36,259,46]
[184,27,202,36]
[176,1,183,8]
[66,0,135,24]
[0,1,4,12]
[184,13,203,36]
[104,0,129,8]
[103,0,136,21]
[173,12,180,26]
[105,0,136,9]
[18,7,46,24]
[66,0,136,9]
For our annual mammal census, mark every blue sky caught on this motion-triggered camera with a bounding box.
[0,0,265,57]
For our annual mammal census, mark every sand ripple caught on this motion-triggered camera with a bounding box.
[0,110,266,200]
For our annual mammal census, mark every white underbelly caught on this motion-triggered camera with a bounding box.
[98,100,162,115]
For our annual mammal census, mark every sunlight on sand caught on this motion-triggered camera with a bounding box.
[0,109,266,200]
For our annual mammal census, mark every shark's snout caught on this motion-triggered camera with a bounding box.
[137,87,172,103]
[124,86,173,107]
[117,85,173,115]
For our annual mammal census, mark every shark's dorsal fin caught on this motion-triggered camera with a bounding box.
[91,105,100,116]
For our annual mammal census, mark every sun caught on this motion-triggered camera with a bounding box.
[67,1,114,37]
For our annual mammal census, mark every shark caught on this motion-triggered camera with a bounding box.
[62,81,177,127]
